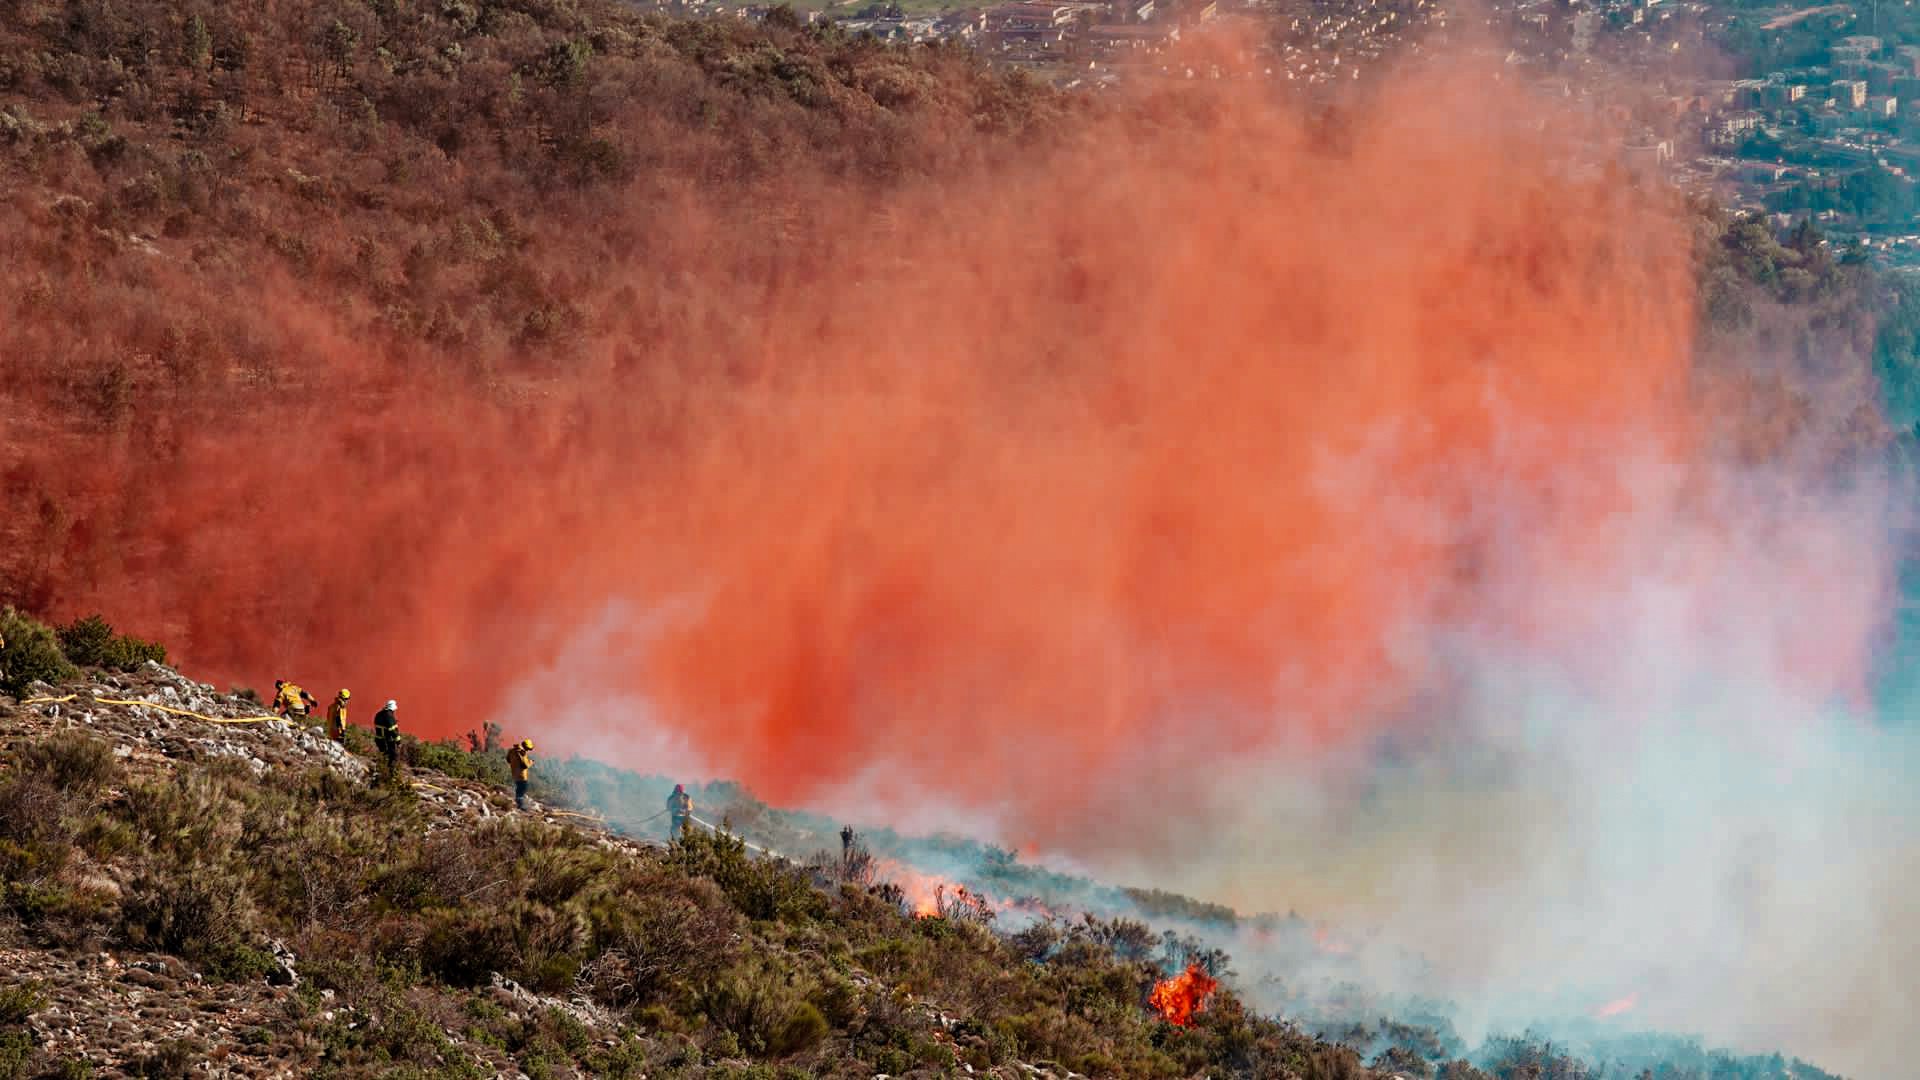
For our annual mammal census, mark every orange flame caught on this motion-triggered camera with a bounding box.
[876,860,993,919]
[1594,991,1639,1018]
[880,862,952,917]
[1313,925,1356,955]
[1149,963,1220,1027]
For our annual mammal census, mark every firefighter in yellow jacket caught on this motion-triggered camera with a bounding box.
[274,679,317,722]
[506,739,534,810]
[324,689,350,741]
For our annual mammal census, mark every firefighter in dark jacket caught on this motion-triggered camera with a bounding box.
[373,699,400,778]
[667,783,693,841]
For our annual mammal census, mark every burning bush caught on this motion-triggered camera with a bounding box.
[933,882,996,926]
[1149,962,1219,1027]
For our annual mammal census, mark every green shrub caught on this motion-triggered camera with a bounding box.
[48,1060,92,1080]
[54,614,167,671]
[812,975,859,1028]
[700,958,829,1059]
[0,984,46,1026]
[124,777,238,864]
[408,737,509,784]
[669,827,825,923]
[525,953,581,995]
[420,908,518,987]
[120,865,251,962]
[130,1038,203,1079]
[203,942,279,983]
[541,1008,593,1056]
[0,607,77,696]
[4,879,110,928]
[0,1031,33,1080]
[769,1001,827,1057]
[0,776,66,848]
[20,733,119,796]
[581,1039,649,1077]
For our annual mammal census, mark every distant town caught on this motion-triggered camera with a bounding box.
[630,0,1920,265]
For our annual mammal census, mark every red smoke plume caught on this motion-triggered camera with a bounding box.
[1150,963,1220,1027]
[8,49,1857,856]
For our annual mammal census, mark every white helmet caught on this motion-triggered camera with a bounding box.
[385,700,398,711]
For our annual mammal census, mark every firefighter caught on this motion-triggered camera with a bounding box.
[274,679,318,722]
[506,739,534,810]
[372,699,400,778]
[667,783,693,841]
[325,688,351,742]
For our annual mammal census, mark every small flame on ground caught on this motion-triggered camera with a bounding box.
[1594,991,1639,1018]
[1313,925,1356,955]
[877,861,996,919]
[880,863,952,917]
[1149,963,1220,1027]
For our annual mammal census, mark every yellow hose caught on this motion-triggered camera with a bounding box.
[24,692,277,724]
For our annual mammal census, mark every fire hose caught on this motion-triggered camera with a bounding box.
[24,692,278,725]
[688,814,777,856]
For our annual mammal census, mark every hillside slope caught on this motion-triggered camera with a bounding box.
[1,657,1421,1079]
[0,0,1071,697]
[1,0,1909,1075]
[0,637,1855,1080]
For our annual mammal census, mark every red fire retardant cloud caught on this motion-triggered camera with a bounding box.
[1,52,1873,859]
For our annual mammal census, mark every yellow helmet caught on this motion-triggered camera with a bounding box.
[339,688,351,699]
[521,739,534,750]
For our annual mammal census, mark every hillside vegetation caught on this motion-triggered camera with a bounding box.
[0,0,1071,614]
[0,611,1853,1079]
[0,0,1906,1074]
[6,0,1919,713]
[5,0,1917,601]
[0,611,1447,1079]
[0,0,1062,399]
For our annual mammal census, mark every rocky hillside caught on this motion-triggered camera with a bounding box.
[1,650,1443,1079]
